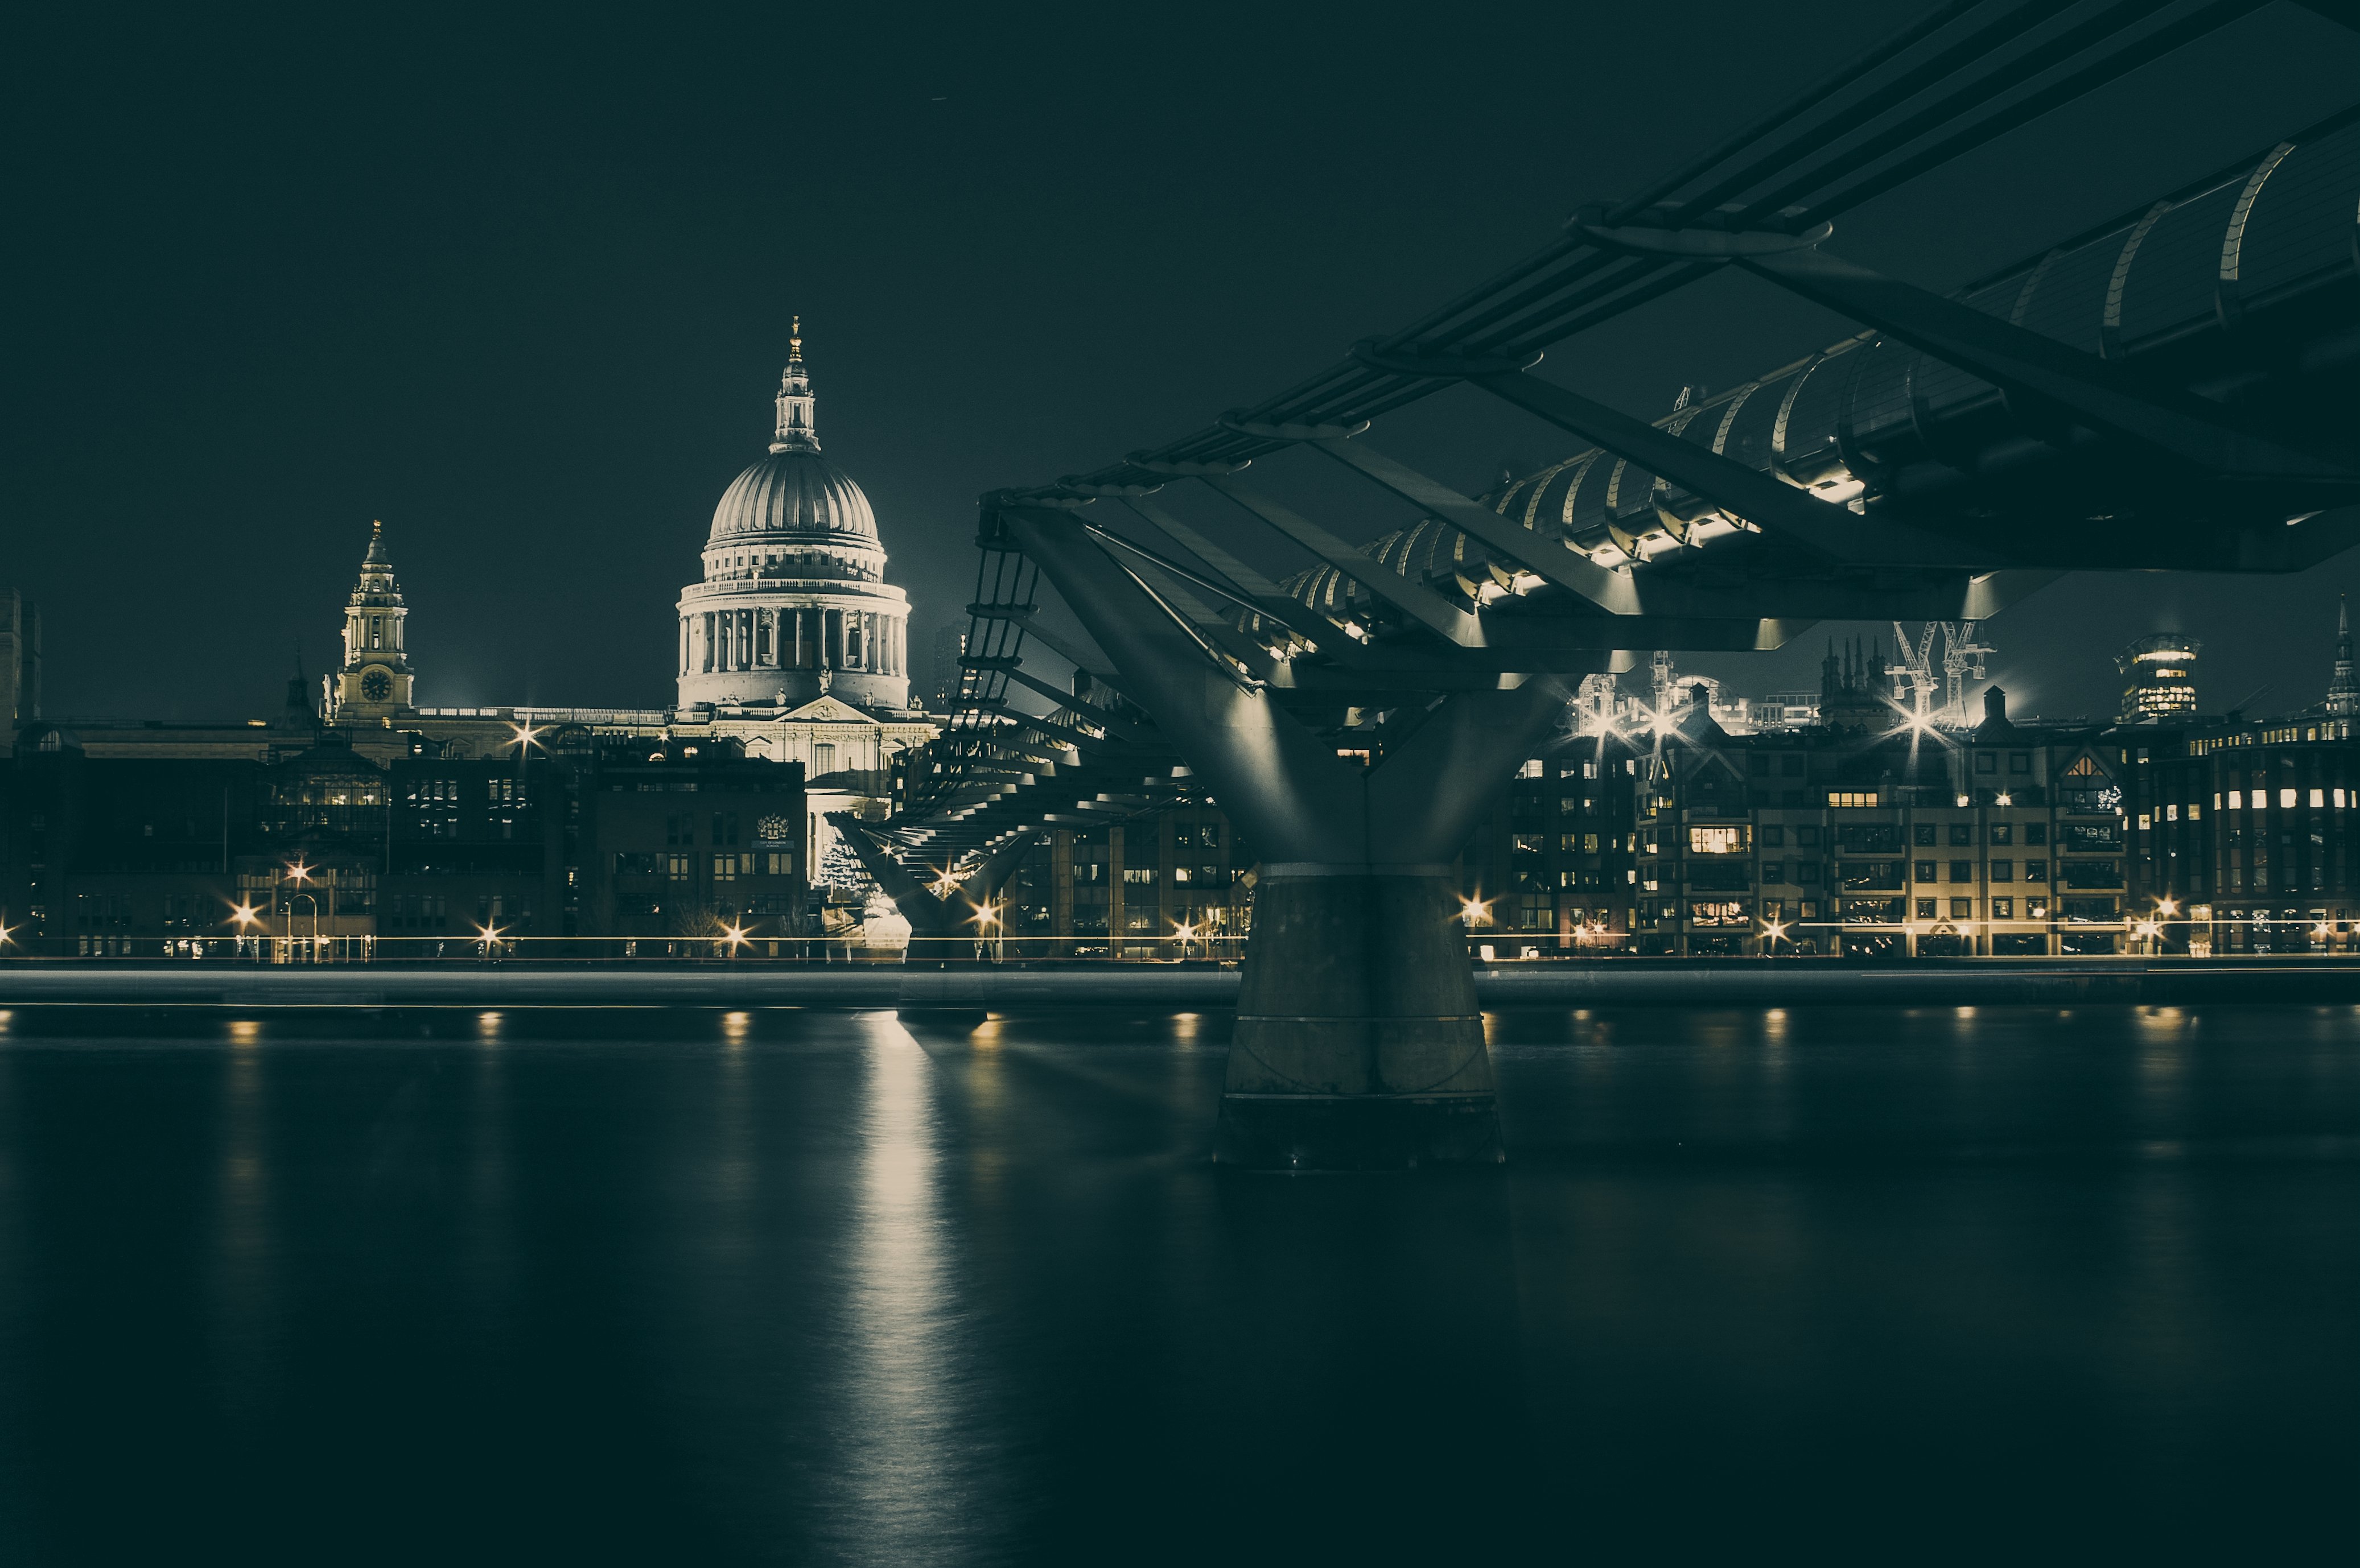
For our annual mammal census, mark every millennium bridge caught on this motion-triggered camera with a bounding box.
[845,0,2360,1169]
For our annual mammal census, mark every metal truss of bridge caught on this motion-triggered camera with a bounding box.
[874,0,2360,1169]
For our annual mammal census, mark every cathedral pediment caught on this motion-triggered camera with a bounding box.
[779,696,871,724]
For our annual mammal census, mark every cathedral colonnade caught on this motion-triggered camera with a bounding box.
[678,602,907,681]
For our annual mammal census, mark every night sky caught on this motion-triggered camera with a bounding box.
[9,3,2359,727]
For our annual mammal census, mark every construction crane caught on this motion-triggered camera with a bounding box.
[1942,622,1994,728]
[1887,622,1997,729]
[1887,622,1939,725]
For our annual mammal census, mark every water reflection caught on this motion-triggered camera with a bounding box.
[209,1020,278,1423]
[831,1013,971,1562]
[0,1002,2345,1562]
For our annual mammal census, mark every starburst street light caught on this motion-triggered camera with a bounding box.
[928,865,963,898]
[0,921,14,946]
[285,860,313,884]
[722,925,750,950]
[1760,914,1790,951]
[969,902,999,928]
[1460,897,1490,925]
[2156,897,2181,917]
[229,902,260,928]
[509,722,542,753]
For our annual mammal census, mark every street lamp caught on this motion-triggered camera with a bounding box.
[1173,919,1198,960]
[476,921,505,959]
[1760,914,1790,954]
[970,901,1000,962]
[278,860,330,960]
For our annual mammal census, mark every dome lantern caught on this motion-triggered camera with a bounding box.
[771,315,819,454]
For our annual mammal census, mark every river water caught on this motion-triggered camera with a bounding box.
[0,1002,2351,1565]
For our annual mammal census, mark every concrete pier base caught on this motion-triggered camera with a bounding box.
[1213,872,1503,1170]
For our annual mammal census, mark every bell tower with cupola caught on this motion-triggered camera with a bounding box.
[329,520,416,723]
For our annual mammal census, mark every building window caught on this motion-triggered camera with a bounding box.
[2009,753,2029,773]
[1827,791,1877,808]
[1916,898,1938,919]
[667,855,693,880]
[1761,825,1785,848]
[1991,860,2013,881]
[1950,898,1974,919]
[712,855,738,882]
[1688,826,1749,855]
[1913,823,1938,846]
[1915,860,1938,882]
[1992,897,2015,918]
[1976,753,1996,773]
[1761,864,1785,884]
[1949,823,1975,846]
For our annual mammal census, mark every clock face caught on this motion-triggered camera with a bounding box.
[360,669,393,701]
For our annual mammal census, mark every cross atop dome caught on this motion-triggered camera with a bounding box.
[772,318,819,454]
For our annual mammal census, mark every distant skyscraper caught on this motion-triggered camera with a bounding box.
[2326,599,2360,717]
[2116,634,2200,724]
[0,589,39,731]
[930,624,967,713]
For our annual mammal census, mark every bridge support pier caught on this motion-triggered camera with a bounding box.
[999,505,1576,1170]
[1217,869,1498,1169]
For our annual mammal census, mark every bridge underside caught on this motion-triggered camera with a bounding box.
[883,9,2360,1168]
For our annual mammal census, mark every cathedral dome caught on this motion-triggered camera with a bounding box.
[708,447,878,547]
[676,321,912,716]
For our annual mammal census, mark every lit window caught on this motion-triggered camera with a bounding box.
[2310,789,2325,807]
[1688,826,1749,855]
[2281,789,2297,808]
[1517,760,1543,779]
[2230,791,2243,809]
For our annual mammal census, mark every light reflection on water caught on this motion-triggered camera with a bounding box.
[831,1013,971,1564]
[0,1002,2349,1563]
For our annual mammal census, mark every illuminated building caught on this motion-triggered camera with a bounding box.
[2326,599,2359,719]
[2116,634,2200,724]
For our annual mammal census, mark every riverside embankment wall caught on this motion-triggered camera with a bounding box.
[9,961,2360,1009]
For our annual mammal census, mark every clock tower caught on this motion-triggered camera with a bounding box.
[329,520,415,723]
